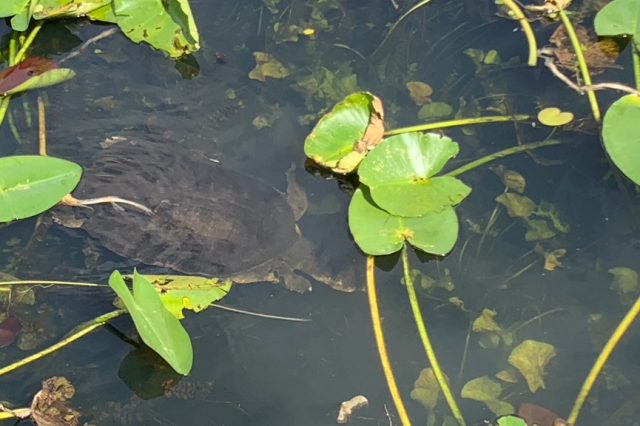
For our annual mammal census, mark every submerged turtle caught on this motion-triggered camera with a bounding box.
[54,137,354,293]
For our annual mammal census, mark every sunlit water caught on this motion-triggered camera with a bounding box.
[0,1,639,425]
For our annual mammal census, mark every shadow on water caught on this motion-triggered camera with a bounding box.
[1,0,640,425]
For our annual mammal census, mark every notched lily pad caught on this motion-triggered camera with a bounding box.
[508,340,556,393]
[358,132,470,217]
[304,92,379,173]
[348,187,459,256]
[406,81,433,106]
[418,101,453,121]
[609,267,639,304]
[537,107,574,127]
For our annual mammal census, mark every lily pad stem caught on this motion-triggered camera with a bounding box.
[633,44,640,91]
[383,115,531,137]
[558,10,600,122]
[0,280,106,287]
[496,0,537,66]
[445,138,566,178]
[0,309,125,377]
[366,256,412,426]
[567,295,640,425]
[402,245,466,426]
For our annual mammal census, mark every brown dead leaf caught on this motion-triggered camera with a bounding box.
[490,165,526,193]
[548,25,619,74]
[535,244,567,271]
[354,95,385,153]
[406,81,433,106]
[31,377,80,426]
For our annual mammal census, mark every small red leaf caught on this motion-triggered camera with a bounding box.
[0,57,58,95]
[0,316,21,348]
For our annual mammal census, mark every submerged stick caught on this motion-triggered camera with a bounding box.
[61,194,153,215]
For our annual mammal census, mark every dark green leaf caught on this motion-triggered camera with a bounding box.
[109,270,193,375]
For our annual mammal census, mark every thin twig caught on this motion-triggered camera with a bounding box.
[37,95,46,155]
[61,194,153,215]
[59,27,119,64]
[210,303,310,322]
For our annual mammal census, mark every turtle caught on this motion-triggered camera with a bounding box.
[53,137,355,293]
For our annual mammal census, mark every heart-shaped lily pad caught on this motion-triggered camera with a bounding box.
[602,94,640,185]
[348,187,459,256]
[537,107,574,127]
[358,132,471,217]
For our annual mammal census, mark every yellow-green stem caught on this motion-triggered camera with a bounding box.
[0,309,125,377]
[13,21,45,64]
[496,0,537,66]
[633,44,640,91]
[402,245,466,425]
[567,295,640,425]
[366,256,412,426]
[558,10,600,122]
[384,115,531,137]
[445,138,565,177]
[0,280,105,287]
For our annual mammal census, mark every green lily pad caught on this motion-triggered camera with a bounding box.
[602,94,640,186]
[410,368,440,410]
[348,187,459,256]
[537,107,574,126]
[595,0,640,46]
[304,92,374,173]
[104,0,200,58]
[0,0,29,18]
[136,274,232,319]
[0,155,82,222]
[109,270,193,375]
[496,415,528,426]
[358,132,470,217]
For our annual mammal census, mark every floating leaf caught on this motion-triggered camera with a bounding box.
[496,193,535,218]
[595,0,640,46]
[0,155,82,222]
[508,340,556,393]
[602,94,640,185]
[537,107,574,126]
[32,0,109,19]
[304,92,374,173]
[248,51,289,81]
[97,0,200,58]
[406,81,433,106]
[410,368,440,410]
[137,274,232,319]
[461,376,514,417]
[0,0,29,18]
[348,187,459,256]
[358,133,470,217]
[30,377,80,426]
[496,415,528,426]
[418,101,453,120]
[109,270,193,375]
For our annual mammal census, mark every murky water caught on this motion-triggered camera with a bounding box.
[1,1,639,425]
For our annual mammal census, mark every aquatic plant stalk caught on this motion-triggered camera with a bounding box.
[567,295,640,425]
[445,138,566,177]
[558,10,601,122]
[384,115,531,137]
[402,245,466,426]
[633,45,640,91]
[0,310,125,377]
[366,256,412,426]
[371,0,434,57]
[496,0,537,66]
[0,280,106,287]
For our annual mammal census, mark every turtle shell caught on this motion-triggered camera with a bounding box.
[70,138,298,277]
